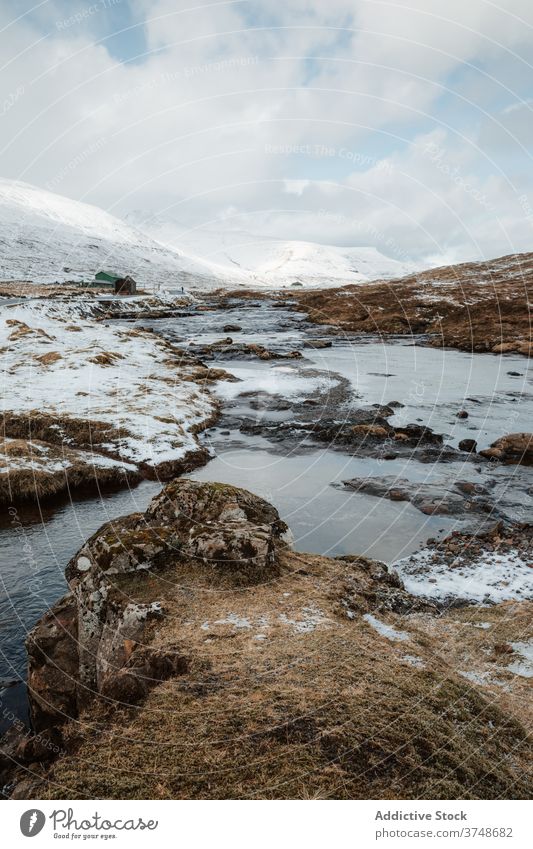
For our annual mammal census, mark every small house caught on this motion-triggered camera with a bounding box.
[95,271,137,295]
[114,275,137,296]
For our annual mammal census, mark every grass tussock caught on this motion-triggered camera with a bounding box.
[0,438,140,505]
[34,552,532,800]
[290,253,533,355]
[1,410,133,456]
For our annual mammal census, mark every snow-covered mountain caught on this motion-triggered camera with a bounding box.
[0,179,227,289]
[125,212,416,286]
[0,179,417,290]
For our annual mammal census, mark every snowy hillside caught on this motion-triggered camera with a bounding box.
[0,180,227,289]
[126,212,416,285]
[0,179,417,290]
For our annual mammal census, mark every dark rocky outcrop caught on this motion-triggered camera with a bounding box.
[26,594,79,733]
[459,438,477,453]
[239,407,450,463]
[193,338,302,361]
[480,433,533,465]
[303,339,332,349]
[340,477,494,517]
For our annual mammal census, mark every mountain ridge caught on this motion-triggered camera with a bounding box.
[0,179,419,289]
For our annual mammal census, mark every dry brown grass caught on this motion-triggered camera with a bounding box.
[0,437,141,504]
[288,252,533,355]
[1,410,133,456]
[409,602,533,731]
[0,282,93,298]
[88,351,125,366]
[32,552,532,800]
[35,351,62,366]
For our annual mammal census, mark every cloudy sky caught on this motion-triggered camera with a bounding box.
[1,0,533,264]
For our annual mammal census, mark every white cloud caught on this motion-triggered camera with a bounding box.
[0,0,532,262]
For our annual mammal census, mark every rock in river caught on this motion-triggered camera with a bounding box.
[480,432,533,465]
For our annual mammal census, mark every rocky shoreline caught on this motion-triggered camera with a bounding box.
[1,282,532,800]
[1,480,531,800]
[235,250,533,357]
[0,292,226,505]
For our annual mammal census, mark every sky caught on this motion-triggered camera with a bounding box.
[1,0,533,264]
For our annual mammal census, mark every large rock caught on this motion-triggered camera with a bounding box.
[26,481,289,726]
[147,480,289,577]
[25,594,79,732]
[480,433,533,465]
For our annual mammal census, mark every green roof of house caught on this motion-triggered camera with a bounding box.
[95,271,121,283]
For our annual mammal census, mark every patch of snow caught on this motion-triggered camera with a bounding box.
[402,654,425,668]
[215,363,334,401]
[213,614,252,629]
[508,641,533,678]
[363,613,410,642]
[88,454,138,471]
[393,548,533,604]
[0,297,216,470]
[459,670,492,685]
[279,605,329,634]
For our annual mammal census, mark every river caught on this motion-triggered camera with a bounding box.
[1,296,531,733]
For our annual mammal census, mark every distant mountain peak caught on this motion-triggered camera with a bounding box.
[0,181,418,289]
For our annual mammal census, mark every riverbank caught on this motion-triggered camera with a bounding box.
[2,480,532,800]
[1,285,532,800]
[220,251,533,356]
[0,292,222,504]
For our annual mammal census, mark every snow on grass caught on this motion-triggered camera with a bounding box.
[0,178,223,290]
[0,436,133,479]
[213,614,252,629]
[458,670,493,685]
[508,641,533,678]
[393,548,533,604]
[200,609,334,637]
[402,654,425,668]
[0,297,216,470]
[363,613,410,642]
[278,606,331,634]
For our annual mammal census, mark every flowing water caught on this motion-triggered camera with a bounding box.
[1,297,531,732]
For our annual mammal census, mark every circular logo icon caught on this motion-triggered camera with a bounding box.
[20,810,46,837]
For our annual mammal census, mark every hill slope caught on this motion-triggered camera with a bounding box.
[126,212,416,286]
[291,251,533,354]
[0,180,417,290]
[0,180,225,289]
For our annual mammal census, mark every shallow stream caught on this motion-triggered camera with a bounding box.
[1,297,531,732]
